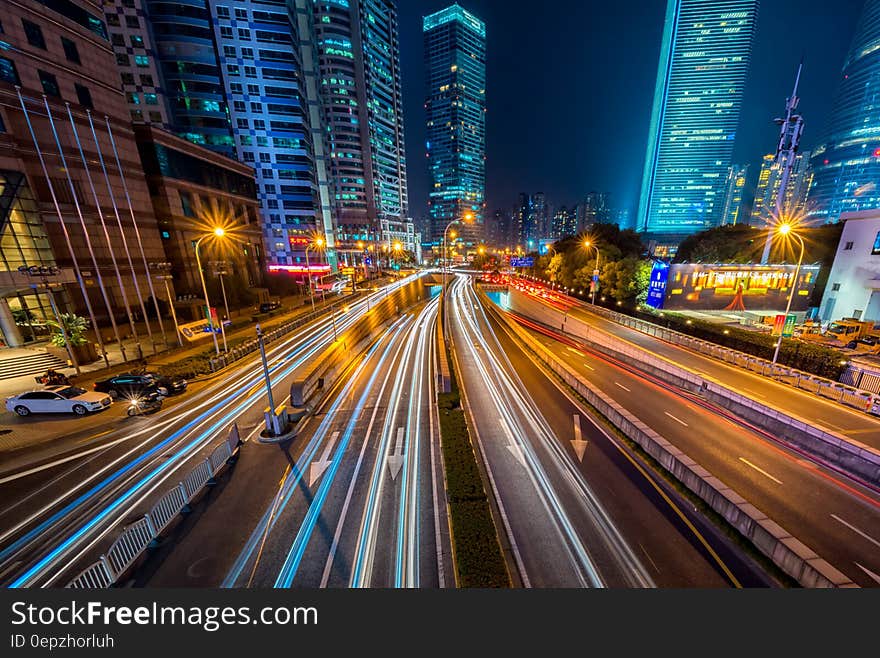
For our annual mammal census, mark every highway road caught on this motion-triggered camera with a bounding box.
[449,275,771,587]
[522,282,880,448]
[0,274,428,588]
[486,286,880,587]
[142,296,449,588]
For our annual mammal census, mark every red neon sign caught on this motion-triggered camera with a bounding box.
[267,264,331,274]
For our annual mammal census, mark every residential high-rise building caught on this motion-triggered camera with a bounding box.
[576,192,611,228]
[720,164,749,226]
[424,4,486,247]
[313,0,408,252]
[750,152,812,227]
[104,0,171,128]
[123,1,334,270]
[551,206,577,239]
[809,0,880,222]
[637,0,759,239]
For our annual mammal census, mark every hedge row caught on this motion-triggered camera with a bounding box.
[629,308,847,381]
[437,369,510,587]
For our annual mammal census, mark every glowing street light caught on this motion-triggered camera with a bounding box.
[582,239,601,305]
[771,223,805,365]
[194,227,227,355]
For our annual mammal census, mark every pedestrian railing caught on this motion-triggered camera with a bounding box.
[65,423,242,589]
[208,297,356,373]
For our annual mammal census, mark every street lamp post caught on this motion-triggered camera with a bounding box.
[771,224,805,365]
[149,262,183,347]
[442,212,474,338]
[583,239,601,305]
[212,260,230,353]
[194,227,225,356]
[255,322,282,436]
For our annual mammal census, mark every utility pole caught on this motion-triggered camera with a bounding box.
[761,61,805,264]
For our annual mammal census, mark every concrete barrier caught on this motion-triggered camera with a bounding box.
[289,276,429,415]
[481,289,854,588]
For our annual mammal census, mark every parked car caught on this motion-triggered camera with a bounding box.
[6,386,112,416]
[93,372,187,399]
[259,301,281,313]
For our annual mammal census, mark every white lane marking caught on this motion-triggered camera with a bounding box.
[855,562,880,586]
[741,387,766,399]
[831,514,880,550]
[664,411,689,427]
[566,346,585,356]
[614,382,631,392]
[638,543,660,574]
[738,457,783,485]
[571,414,588,462]
[582,362,594,371]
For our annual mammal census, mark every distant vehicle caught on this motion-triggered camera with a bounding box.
[93,372,187,399]
[34,369,71,386]
[6,386,112,416]
[801,318,878,347]
[126,389,164,417]
[259,301,281,313]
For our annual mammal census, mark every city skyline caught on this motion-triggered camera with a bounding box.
[399,0,864,220]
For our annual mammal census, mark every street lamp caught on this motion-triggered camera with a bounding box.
[771,223,805,365]
[149,262,183,347]
[194,226,226,356]
[442,212,474,338]
[583,239,601,305]
[303,236,325,313]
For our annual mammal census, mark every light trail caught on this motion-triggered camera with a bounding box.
[450,275,654,588]
[3,274,425,588]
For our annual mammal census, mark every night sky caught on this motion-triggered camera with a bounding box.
[397,0,865,221]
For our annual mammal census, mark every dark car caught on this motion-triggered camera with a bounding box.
[259,301,281,313]
[93,372,187,399]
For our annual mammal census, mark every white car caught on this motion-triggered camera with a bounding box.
[6,385,112,417]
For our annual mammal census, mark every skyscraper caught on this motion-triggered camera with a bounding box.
[720,164,749,226]
[637,0,759,239]
[424,4,486,247]
[809,0,880,222]
[313,0,409,249]
[751,152,812,227]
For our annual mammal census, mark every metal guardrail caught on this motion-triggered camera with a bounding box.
[65,424,241,589]
[207,297,355,372]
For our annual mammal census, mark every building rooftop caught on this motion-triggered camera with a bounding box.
[423,4,485,36]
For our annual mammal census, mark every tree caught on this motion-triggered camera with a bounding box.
[48,313,89,347]
[545,253,563,282]
[598,258,651,303]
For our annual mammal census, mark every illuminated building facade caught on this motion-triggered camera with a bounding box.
[313,0,409,252]
[720,164,748,226]
[809,0,880,222]
[750,151,812,227]
[637,0,759,238]
[424,4,486,247]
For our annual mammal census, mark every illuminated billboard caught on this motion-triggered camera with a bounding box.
[659,263,820,311]
[645,261,670,309]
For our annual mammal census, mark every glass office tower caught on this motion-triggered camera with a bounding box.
[424,4,486,247]
[809,0,880,222]
[637,0,759,239]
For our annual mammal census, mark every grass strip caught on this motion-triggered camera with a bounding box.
[437,350,510,588]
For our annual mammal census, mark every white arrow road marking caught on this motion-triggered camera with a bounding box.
[571,414,588,462]
[832,514,880,550]
[309,431,339,487]
[738,457,782,485]
[664,411,689,427]
[499,417,527,468]
[387,427,405,480]
[855,562,880,586]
